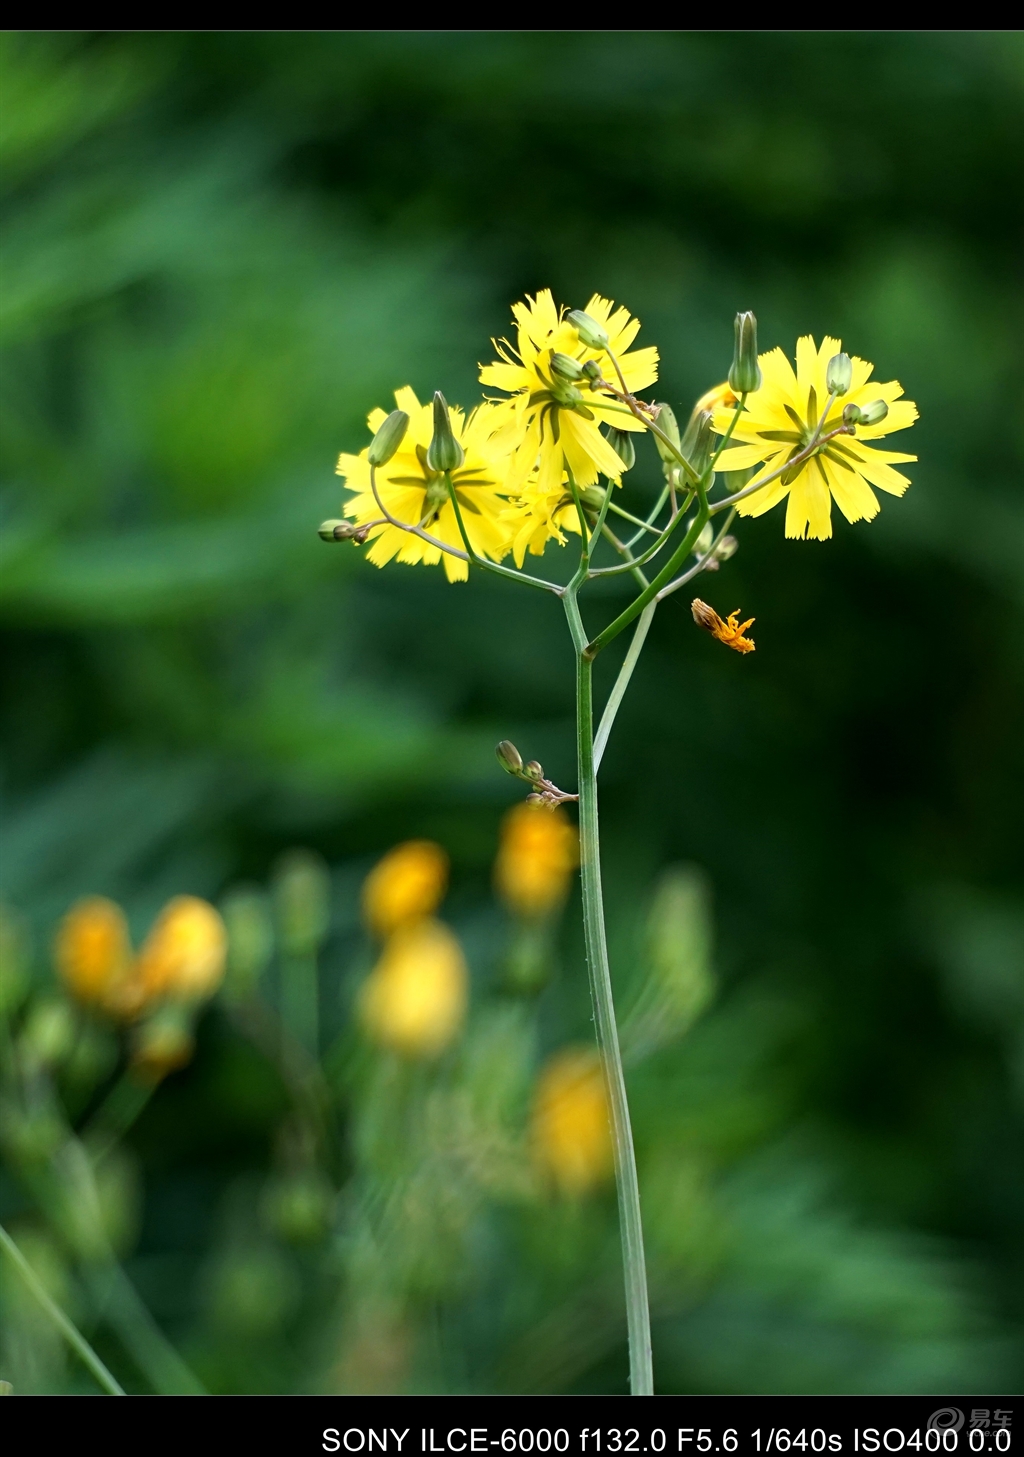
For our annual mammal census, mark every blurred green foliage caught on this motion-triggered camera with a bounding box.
[0,31,1021,1394]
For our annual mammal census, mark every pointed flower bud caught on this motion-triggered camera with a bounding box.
[581,359,602,386]
[681,407,715,478]
[606,427,636,471]
[825,352,853,396]
[524,760,544,783]
[426,392,465,473]
[652,403,682,469]
[842,399,888,427]
[550,352,585,382]
[566,309,609,351]
[728,311,761,395]
[318,519,346,541]
[496,740,524,776]
[367,409,409,467]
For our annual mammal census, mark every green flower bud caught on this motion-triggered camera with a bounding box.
[550,352,585,382]
[842,399,887,428]
[713,533,738,563]
[273,848,330,958]
[652,403,682,469]
[496,740,524,776]
[581,359,603,385]
[366,409,409,467]
[693,521,714,557]
[728,311,762,395]
[566,309,609,351]
[578,485,607,512]
[681,407,715,479]
[318,519,353,542]
[426,391,465,473]
[524,760,544,783]
[826,352,853,396]
[606,427,636,471]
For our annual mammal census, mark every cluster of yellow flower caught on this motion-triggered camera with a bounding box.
[55,894,226,1077]
[334,291,917,563]
[357,814,609,1193]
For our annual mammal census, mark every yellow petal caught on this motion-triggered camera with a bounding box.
[393,385,421,417]
[785,462,832,540]
[823,456,880,524]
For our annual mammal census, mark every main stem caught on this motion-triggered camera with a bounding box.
[565,593,653,1396]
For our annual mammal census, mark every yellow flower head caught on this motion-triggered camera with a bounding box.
[337,387,513,583]
[55,896,133,1011]
[494,803,578,917]
[691,598,756,654]
[362,840,448,937]
[532,1047,613,1196]
[135,896,227,1004]
[480,290,659,498]
[499,473,584,568]
[712,335,918,541]
[359,918,467,1057]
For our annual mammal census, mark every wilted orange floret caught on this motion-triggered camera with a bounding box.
[532,1047,613,1196]
[55,896,133,1009]
[494,803,578,917]
[135,895,227,1003]
[359,918,467,1057]
[690,598,756,654]
[362,841,448,937]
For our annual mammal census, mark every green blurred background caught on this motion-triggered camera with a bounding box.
[1,31,1021,1394]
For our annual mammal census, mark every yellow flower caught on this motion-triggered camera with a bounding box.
[362,840,448,937]
[55,896,132,1010]
[494,803,578,917]
[480,290,658,496]
[499,474,583,568]
[359,918,467,1057]
[532,1047,613,1196]
[712,335,918,541]
[135,896,227,1003]
[690,598,756,654]
[337,387,512,583]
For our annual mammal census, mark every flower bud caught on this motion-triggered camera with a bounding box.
[426,392,465,473]
[681,407,715,479]
[566,309,609,351]
[825,352,853,396]
[651,403,682,469]
[318,519,346,541]
[496,740,524,776]
[524,760,544,783]
[857,399,889,426]
[581,359,602,385]
[549,352,584,382]
[135,896,227,1004]
[318,519,368,542]
[713,534,738,563]
[578,485,607,512]
[728,311,762,395]
[693,521,714,557]
[366,409,409,467]
[605,427,636,471]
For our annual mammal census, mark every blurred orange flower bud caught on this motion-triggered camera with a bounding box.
[361,840,448,937]
[532,1047,613,1196]
[130,1004,195,1083]
[494,803,578,918]
[54,896,132,1010]
[359,918,467,1057]
[135,896,227,1004]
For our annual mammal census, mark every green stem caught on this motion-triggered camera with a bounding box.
[564,591,653,1396]
[82,1073,153,1162]
[0,1222,125,1395]
[280,950,318,1058]
[85,1262,205,1396]
[588,489,710,656]
[593,602,657,773]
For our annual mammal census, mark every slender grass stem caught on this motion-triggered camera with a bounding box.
[564,591,653,1396]
[0,1222,125,1395]
[594,602,657,773]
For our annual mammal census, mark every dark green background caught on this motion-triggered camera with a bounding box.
[1,32,1021,1393]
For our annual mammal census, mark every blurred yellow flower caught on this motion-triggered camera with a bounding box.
[712,335,918,541]
[481,290,658,496]
[359,918,467,1057]
[54,896,132,1010]
[337,387,513,583]
[135,896,227,1003]
[532,1047,613,1195]
[362,840,448,937]
[494,803,578,917]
